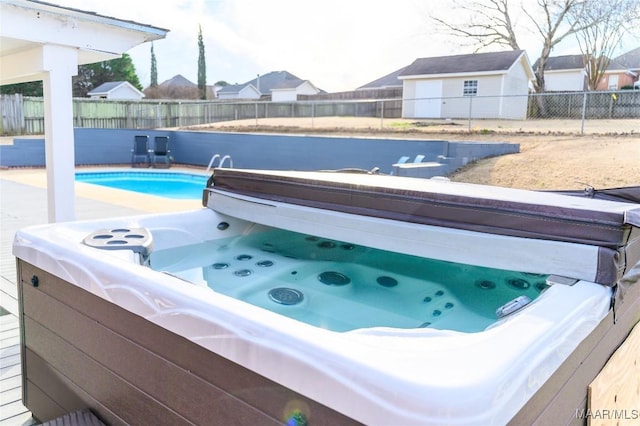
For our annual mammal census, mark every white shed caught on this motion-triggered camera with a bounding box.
[88,81,145,100]
[271,80,319,102]
[535,55,587,92]
[217,83,261,100]
[399,50,534,120]
[0,0,167,222]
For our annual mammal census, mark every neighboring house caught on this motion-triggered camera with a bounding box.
[399,50,534,119]
[158,74,197,91]
[217,83,261,100]
[218,71,321,101]
[534,55,587,92]
[87,81,145,100]
[596,47,640,90]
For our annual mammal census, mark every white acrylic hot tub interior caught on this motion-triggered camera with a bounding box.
[150,226,550,333]
[13,208,612,425]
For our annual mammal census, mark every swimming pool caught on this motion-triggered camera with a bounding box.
[76,171,208,199]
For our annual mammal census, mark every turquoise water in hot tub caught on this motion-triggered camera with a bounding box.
[76,172,208,199]
[150,229,549,332]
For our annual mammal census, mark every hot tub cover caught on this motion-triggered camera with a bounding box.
[205,168,640,286]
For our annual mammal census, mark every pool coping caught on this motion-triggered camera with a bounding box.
[0,166,206,213]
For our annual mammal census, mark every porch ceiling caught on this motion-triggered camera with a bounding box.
[0,0,168,85]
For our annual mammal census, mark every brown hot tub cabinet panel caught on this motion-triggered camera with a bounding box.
[17,260,360,426]
[17,258,640,425]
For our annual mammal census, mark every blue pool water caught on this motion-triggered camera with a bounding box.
[76,172,208,199]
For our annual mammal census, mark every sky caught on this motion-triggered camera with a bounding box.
[53,0,639,93]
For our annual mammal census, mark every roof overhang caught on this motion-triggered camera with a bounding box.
[544,68,586,73]
[399,51,535,83]
[1,0,168,85]
[398,70,508,80]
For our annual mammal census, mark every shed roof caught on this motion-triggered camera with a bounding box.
[88,81,143,96]
[399,50,526,77]
[534,55,585,71]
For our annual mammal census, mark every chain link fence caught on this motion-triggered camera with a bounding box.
[1,91,638,135]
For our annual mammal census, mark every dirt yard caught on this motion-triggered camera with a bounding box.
[190,117,640,191]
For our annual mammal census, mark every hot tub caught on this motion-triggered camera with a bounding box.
[13,169,640,425]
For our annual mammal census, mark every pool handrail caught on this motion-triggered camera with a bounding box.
[206,154,220,172]
[206,153,233,172]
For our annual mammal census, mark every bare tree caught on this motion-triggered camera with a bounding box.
[571,0,640,90]
[431,0,521,51]
[430,0,610,92]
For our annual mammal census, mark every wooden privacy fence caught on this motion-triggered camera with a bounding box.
[1,90,638,135]
[0,95,402,135]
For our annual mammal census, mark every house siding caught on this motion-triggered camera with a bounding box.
[297,81,319,96]
[544,70,586,91]
[400,51,534,119]
[441,75,502,119]
[596,72,636,90]
[501,58,531,119]
[272,89,297,102]
[111,86,142,100]
[401,80,418,117]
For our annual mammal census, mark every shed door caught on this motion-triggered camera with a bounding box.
[415,80,442,118]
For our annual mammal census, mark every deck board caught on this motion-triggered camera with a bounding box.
[0,175,147,425]
[0,314,34,426]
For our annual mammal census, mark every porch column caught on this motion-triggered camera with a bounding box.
[41,45,78,222]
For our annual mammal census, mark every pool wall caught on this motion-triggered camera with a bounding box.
[0,128,518,177]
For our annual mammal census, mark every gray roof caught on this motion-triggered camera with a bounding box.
[534,52,638,72]
[613,47,640,69]
[217,83,252,94]
[88,81,127,94]
[399,50,525,77]
[249,71,306,94]
[218,70,318,95]
[158,74,197,89]
[534,55,585,71]
[358,65,408,89]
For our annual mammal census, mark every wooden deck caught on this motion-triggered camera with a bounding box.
[1,314,34,426]
[0,176,147,425]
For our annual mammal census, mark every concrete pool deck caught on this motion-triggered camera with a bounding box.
[0,166,205,214]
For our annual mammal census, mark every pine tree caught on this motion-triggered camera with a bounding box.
[150,43,158,88]
[197,25,207,100]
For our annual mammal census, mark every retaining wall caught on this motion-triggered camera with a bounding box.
[0,128,519,177]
